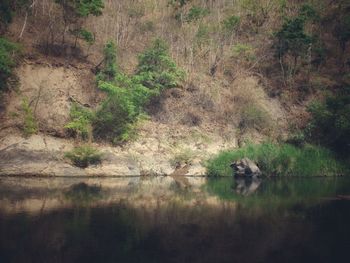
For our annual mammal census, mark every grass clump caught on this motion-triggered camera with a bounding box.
[65,145,102,168]
[21,98,38,137]
[206,142,347,177]
[170,148,194,168]
[239,104,272,132]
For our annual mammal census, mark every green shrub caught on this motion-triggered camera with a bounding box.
[76,29,95,45]
[65,103,94,140]
[222,15,240,32]
[206,143,347,177]
[232,43,256,62]
[65,145,102,168]
[274,4,318,77]
[334,14,350,51]
[186,6,209,22]
[307,88,350,156]
[94,80,155,142]
[54,0,104,17]
[98,41,118,81]
[21,98,38,137]
[135,38,185,91]
[239,104,271,132]
[0,37,21,90]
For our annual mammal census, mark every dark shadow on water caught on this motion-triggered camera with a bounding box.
[1,200,350,263]
[0,177,350,263]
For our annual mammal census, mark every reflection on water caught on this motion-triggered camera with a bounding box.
[234,177,262,196]
[0,176,350,263]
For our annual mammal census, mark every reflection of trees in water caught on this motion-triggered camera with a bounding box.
[234,177,262,196]
[64,182,102,205]
[1,200,349,263]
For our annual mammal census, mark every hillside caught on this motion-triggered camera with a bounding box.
[0,0,349,176]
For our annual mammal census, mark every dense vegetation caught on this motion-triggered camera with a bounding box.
[206,143,347,177]
[0,37,20,91]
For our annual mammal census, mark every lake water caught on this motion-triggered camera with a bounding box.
[0,176,350,263]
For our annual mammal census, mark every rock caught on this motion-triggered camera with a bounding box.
[230,158,262,177]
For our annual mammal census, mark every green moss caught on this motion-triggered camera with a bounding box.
[206,143,347,177]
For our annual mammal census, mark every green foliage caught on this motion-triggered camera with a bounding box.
[232,43,256,62]
[94,81,153,143]
[98,41,117,81]
[206,143,347,177]
[65,103,94,140]
[222,15,240,32]
[21,98,38,137]
[77,29,95,45]
[54,0,104,17]
[65,145,102,168]
[275,17,312,60]
[186,6,209,22]
[0,0,13,27]
[334,15,350,51]
[307,88,350,156]
[135,38,185,91]
[0,0,30,29]
[239,104,271,132]
[299,3,319,22]
[0,37,21,91]
[274,4,318,63]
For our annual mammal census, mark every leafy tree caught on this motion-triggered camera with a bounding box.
[54,0,104,45]
[135,38,185,91]
[274,4,318,81]
[0,37,21,91]
[334,15,350,52]
[97,41,117,81]
[65,103,94,141]
[0,0,29,31]
[54,0,104,17]
[0,0,13,27]
[275,17,312,65]
[307,87,350,156]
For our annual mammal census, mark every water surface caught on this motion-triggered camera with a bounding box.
[0,176,350,263]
